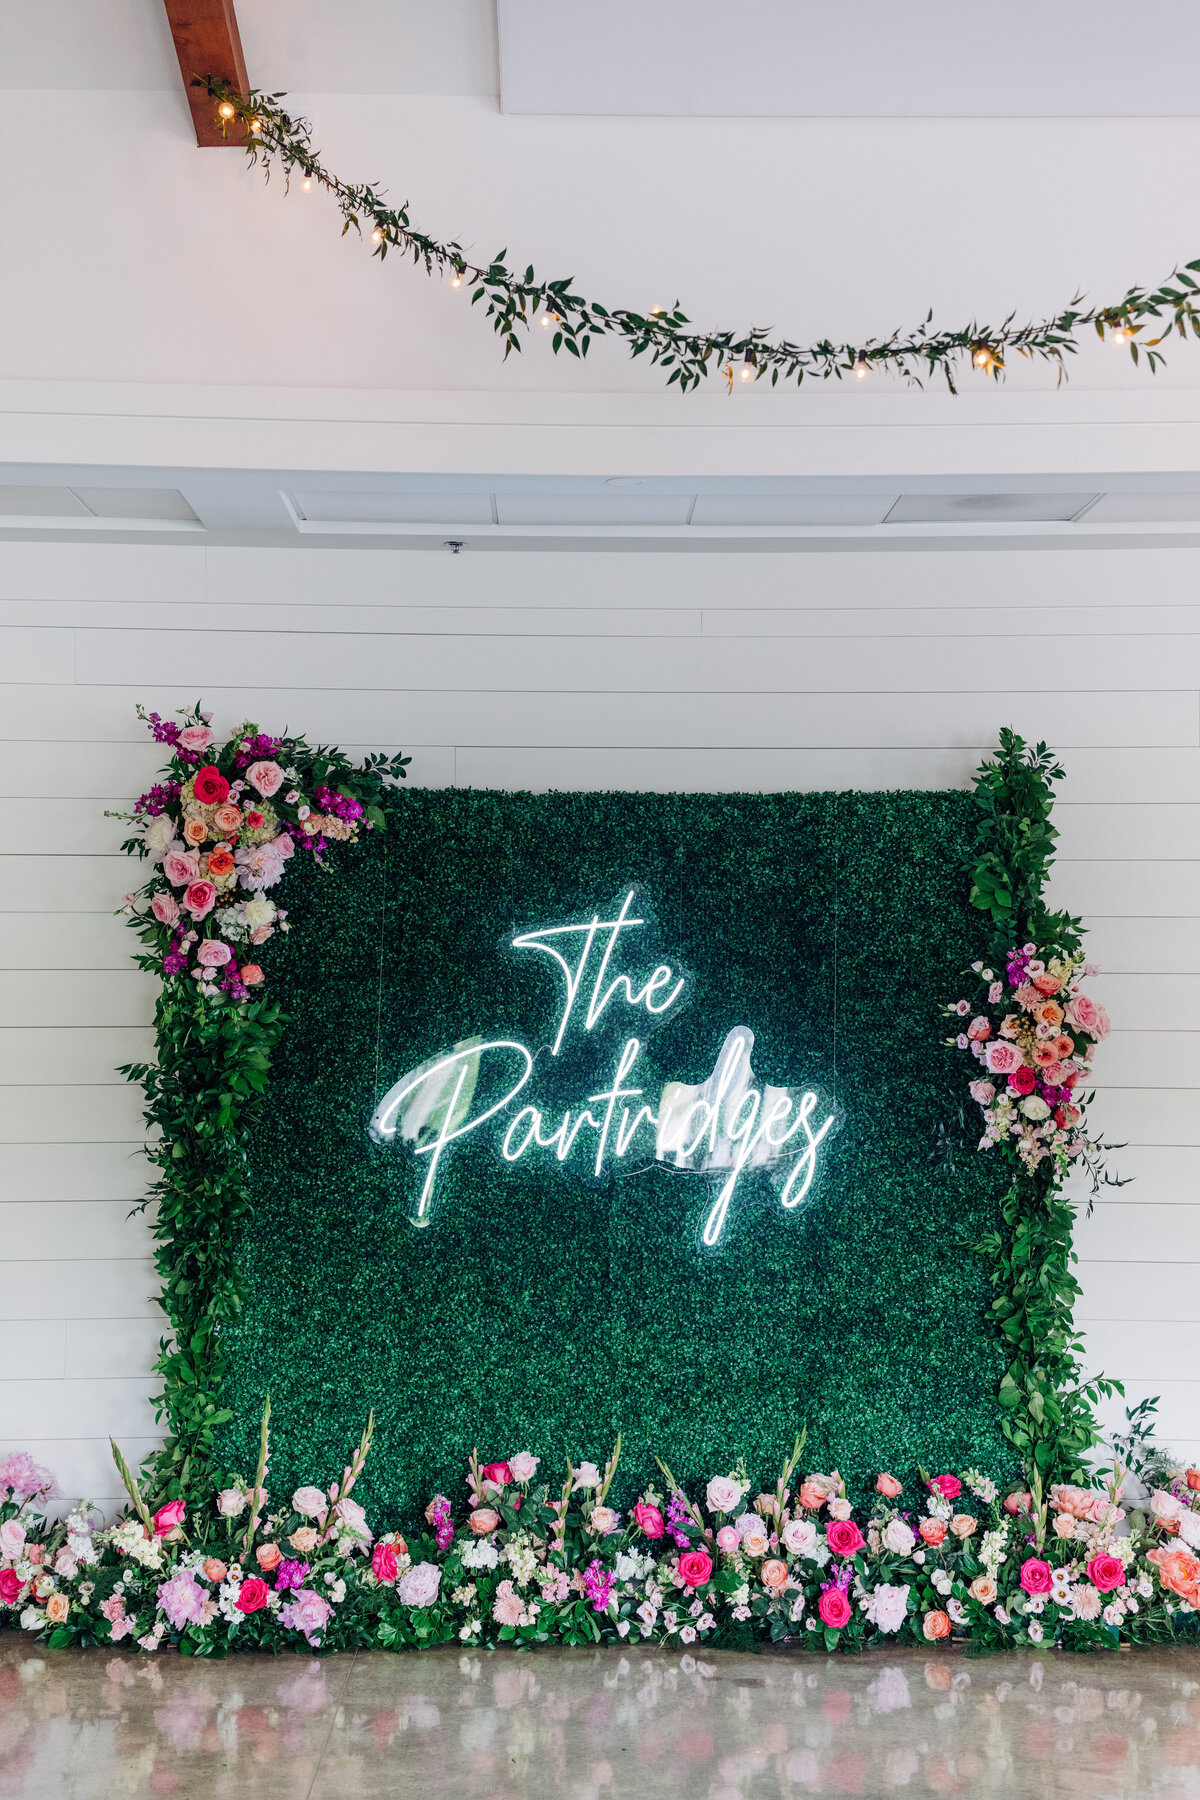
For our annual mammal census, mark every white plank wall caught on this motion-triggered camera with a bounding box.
[1,540,1197,1509]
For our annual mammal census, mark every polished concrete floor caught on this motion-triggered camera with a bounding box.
[1,1637,1198,1798]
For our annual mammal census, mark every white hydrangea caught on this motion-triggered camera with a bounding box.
[461,1538,500,1571]
[614,1549,653,1584]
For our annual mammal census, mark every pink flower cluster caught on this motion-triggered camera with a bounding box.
[947,943,1110,1175]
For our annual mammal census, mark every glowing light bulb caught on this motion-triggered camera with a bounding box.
[738,350,757,382]
[972,343,994,370]
[249,117,262,134]
[449,269,463,289]
[218,102,236,120]
[301,174,313,192]
[1110,320,1130,344]
[854,352,869,380]
[540,312,554,328]
[370,227,384,245]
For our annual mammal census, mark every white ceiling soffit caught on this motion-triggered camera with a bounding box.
[497,0,1200,116]
[884,494,1100,525]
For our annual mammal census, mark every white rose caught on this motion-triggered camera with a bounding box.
[508,1452,539,1484]
[882,1519,916,1556]
[827,1498,852,1521]
[782,1518,816,1556]
[144,815,177,861]
[573,1463,602,1491]
[1019,1095,1051,1121]
[215,1489,247,1519]
[706,1475,747,1514]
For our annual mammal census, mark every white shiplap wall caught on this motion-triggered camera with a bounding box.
[1,539,1197,1508]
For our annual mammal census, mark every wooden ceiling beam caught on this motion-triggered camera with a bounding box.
[162,0,250,147]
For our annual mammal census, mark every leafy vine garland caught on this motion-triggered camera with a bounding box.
[198,77,1200,393]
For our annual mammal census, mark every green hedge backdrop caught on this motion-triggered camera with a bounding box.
[219,790,1016,1516]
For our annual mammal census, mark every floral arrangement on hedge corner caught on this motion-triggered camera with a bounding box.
[108,704,411,1502]
[112,704,410,1003]
[952,728,1130,1510]
[4,1423,1200,1659]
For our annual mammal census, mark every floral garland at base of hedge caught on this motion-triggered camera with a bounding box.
[1,1432,1198,1658]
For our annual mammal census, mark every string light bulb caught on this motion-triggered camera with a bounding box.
[738,348,758,382]
[1110,318,1131,344]
[249,117,262,135]
[300,174,313,192]
[370,226,384,245]
[218,102,236,120]
[854,351,870,380]
[449,268,463,288]
[972,343,995,371]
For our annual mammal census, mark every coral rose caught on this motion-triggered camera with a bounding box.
[203,1558,227,1583]
[182,879,216,920]
[817,1587,851,1629]
[235,1576,269,1613]
[206,847,236,879]
[1148,1545,1200,1606]
[183,816,208,846]
[678,1551,713,1589]
[289,1528,319,1554]
[45,1593,70,1625]
[245,761,285,799]
[1034,999,1064,1029]
[797,1478,834,1510]
[928,1475,962,1500]
[876,1473,903,1498]
[255,1542,283,1572]
[761,1558,789,1594]
[468,1508,500,1536]
[1188,1470,1200,1492]
[193,766,230,805]
[827,1520,865,1557]
[923,1609,951,1641]
[213,803,242,836]
[1019,1557,1053,1595]
[633,1502,665,1539]
[969,1575,997,1605]
[1086,1553,1124,1594]
[1031,972,1061,995]
[240,965,264,985]
[919,1518,946,1547]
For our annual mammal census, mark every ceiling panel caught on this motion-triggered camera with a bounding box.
[885,494,1100,525]
[0,487,90,518]
[498,0,1200,115]
[691,495,895,526]
[292,490,495,524]
[72,487,198,521]
[495,495,695,525]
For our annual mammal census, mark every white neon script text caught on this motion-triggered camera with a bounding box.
[368,891,835,1243]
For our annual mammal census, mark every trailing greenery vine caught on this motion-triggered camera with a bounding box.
[194,77,1200,393]
[966,729,1126,1506]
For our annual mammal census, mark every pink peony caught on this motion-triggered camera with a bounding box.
[156,1569,208,1629]
[151,892,180,926]
[278,1587,332,1644]
[178,725,214,753]
[196,939,232,968]
[985,1039,1023,1076]
[153,1499,186,1536]
[1019,1557,1053,1595]
[397,1561,442,1608]
[235,843,286,892]
[163,848,200,889]
[492,1579,525,1627]
[182,879,216,920]
[245,761,285,799]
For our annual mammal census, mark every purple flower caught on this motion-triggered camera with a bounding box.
[143,711,182,746]
[162,952,187,975]
[133,780,182,819]
[234,732,284,770]
[582,1559,614,1612]
[314,784,364,822]
[274,1559,310,1592]
[435,1523,454,1551]
[665,1491,692,1549]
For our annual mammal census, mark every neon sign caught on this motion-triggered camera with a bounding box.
[368,890,836,1246]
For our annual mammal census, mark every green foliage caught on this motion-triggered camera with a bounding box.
[966,729,1120,1486]
[200,81,1200,393]
[217,789,1016,1519]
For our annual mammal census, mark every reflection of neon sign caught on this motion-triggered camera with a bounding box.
[368,890,836,1246]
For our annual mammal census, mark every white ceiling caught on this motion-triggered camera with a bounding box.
[498,0,1200,117]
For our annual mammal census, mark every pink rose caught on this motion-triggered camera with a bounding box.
[678,1551,713,1588]
[481,1461,513,1487]
[178,725,214,753]
[372,1542,398,1584]
[633,1501,665,1539]
[1087,1553,1124,1593]
[183,879,217,920]
[826,1520,865,1557]
[967,1016,991,1041]
[818,1587,851,1629]
[1064,993,1099,1034]
[1092,1005,1111,1040]
[246,761,285,798]
[508,1452,539,1484]
[919,1518,946,1547]
[163,848,200,889]
[985,1039,1023,1076]
[928,1474,962,1500]
[1019,1557,1053,1595]
[151,892,180,926]
[235,1576,269,1613]
[968,1080,995,1106]
[1004,1491,1032,1517]
[273,832,294,860]
[875,1473,903,1498]
[153,1499,186,1537]
[196,939,232,968]
[716,1525,740,1553]
[0,1568,23,1605]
